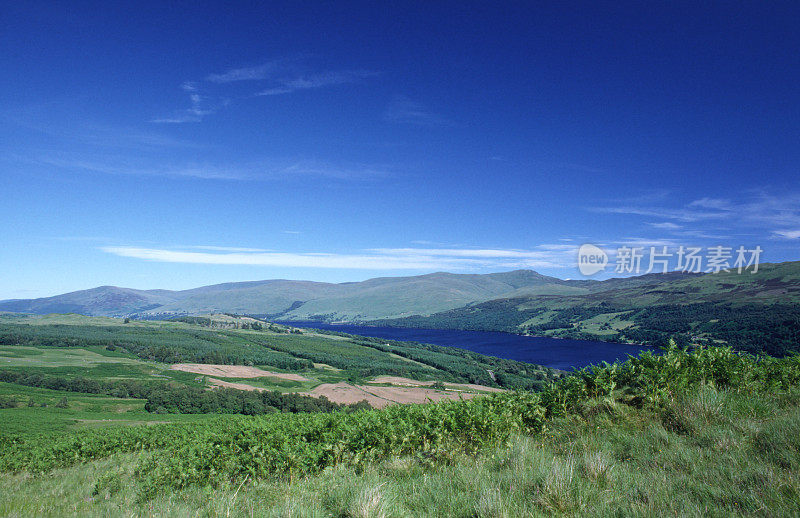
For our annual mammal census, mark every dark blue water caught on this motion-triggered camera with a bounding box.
[281,321,652,371]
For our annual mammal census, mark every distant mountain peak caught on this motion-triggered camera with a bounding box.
[3,262,796,321]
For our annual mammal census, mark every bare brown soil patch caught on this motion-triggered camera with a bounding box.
[303,382,390,407]
[367,375,504,393]
[302,382,484,408]
[206,377,267,392]
[365,385,476,405]
[170,363,308,381]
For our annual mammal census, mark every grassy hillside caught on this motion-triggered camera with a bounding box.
[0,270,602,320]
[0,313,560,410]
[0,286,180,316]
[1,345,798,516]
[150,272,571,319]
[373,262,800,356]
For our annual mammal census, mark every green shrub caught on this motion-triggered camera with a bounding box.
[3,344,799,498]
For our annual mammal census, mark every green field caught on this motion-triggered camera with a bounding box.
[0,344,798,516]
[0,345,143,368]
[0,313,559,388]
[1,313,798,516]
[0,382,207,436]
[0,313,563,442]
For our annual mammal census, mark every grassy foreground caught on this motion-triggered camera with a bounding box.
[1,345,799,516]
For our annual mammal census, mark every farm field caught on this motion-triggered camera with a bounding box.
[0,313,558,433]
[2,313,798,516]
[1,344,798,516]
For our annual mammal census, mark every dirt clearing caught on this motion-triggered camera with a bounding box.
[302,382,482,408]
[367,375,504,393]
[206,377,268,391]
[170,363,309,381]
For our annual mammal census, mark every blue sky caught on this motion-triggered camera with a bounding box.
[2,1,800,298]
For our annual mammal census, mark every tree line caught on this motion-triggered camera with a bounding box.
[0,370,366,415]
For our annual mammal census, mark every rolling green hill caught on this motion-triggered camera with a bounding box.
[2,345,799,516]
[372,261,800,356]
[3,263,799,356]
[0,270,592,320]
[0,286,180,316]
[0,313,560,393]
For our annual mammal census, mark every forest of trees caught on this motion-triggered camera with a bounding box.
[0,369,364,415]
[0,323,313,369]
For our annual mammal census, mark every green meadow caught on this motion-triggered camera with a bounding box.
[0,343,798,516]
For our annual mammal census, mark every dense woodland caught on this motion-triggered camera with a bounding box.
[0,323,312,368]
[0,370,357,415]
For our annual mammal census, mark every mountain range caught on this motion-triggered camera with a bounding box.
[2,262,799,355]
[2,264,783,321]
[0,270,587,319]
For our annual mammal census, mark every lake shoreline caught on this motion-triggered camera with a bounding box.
[279,320,653,371]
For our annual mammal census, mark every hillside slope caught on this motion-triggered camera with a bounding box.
[2,346,799,516]
[372,261,800,355]
[0,286,180,316]
[0,270,586,320]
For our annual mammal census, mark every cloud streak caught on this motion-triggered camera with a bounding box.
[594,192,800,235]
[257,70,378,96]
[26,155,389,181]
[101,245,582,271]
[206,62,280,83]
[773,230,800,239]
[155,61,378,123]
[151,94,225,124]
[384,95,450,126]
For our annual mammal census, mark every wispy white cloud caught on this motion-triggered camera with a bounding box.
[276,160,388,180]
[151,93,226,124]
[3,107,197,149]
[101,247,473,270]
[592,205,729,223]
[187,245,272,252]
[371,247,562,260]
[384,95,450,126]
[595,192,800,230]
[156,61,378,122]
[100,244,583,271]
[688,197,733,210]
[613,237,683,248]
[205,62,280,83]
[257,70,378,96]
[773,230,800,239]
[26,155,388,182]
[647,222,682,230]
[28,156,250,180]
[257,87,294,96]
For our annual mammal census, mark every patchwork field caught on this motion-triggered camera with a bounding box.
[2,344,799,516]
[0,313,559,436]
[169,363,310,381]
[0,345,142,368]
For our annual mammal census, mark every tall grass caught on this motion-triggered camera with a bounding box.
[1,344,799,515]
[2,384,799,516]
